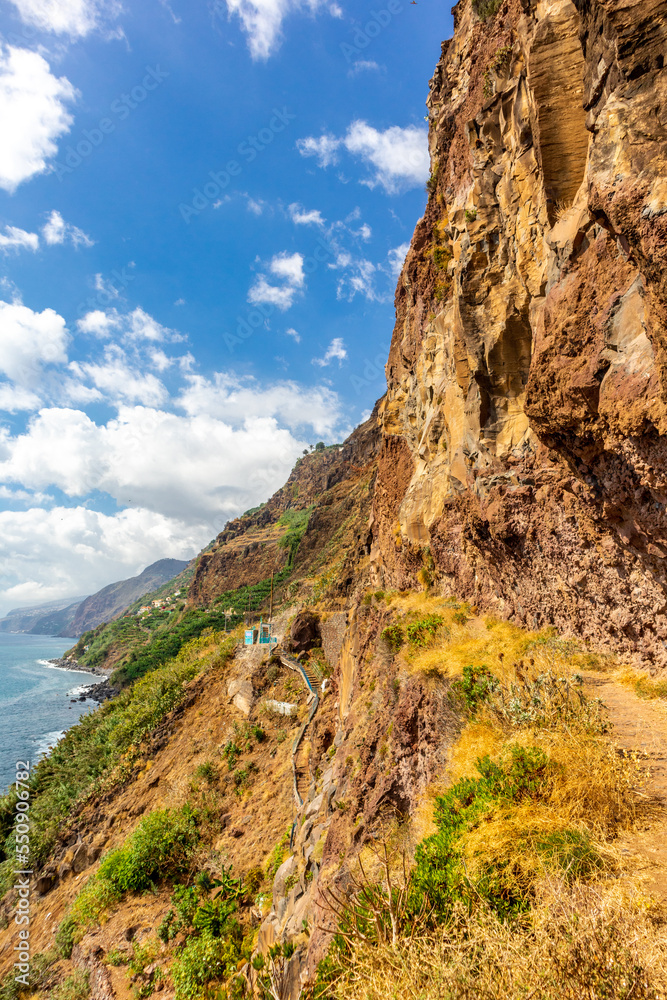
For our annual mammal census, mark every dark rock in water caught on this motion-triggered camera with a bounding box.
[84,679,120,704]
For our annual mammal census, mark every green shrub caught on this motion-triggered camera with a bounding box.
[412,745,555,920]
[55,914,77,959]
[51,972,90,1000]
[451,665,499,713]
[472,0,503,19]
[96,806,199,894]
[171,932,243,1000]
[406,615,445,647]
[267,829,292,878]
[534,829,604,882]
[195,761,217,784]
[381,624,404,653]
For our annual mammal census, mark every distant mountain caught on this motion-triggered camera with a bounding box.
[0,559,189,638]
[60,559,189,637]
[0,597,87,636]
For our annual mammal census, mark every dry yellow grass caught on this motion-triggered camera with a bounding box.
[617,666,667,701]
[327,889,667,1000]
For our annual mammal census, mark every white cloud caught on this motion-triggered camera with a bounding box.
[0,394,342,525]
[285,327,301,343]
[0,45,77,193]
[270,251,304,287]
[77,309,121,337]
[312,337,347,367]
[0,300,69,386]
[297,120,430,194]
[93,273,120,300]
[0,383,42,412]
[296,133,340,168]
[127,306,175,342]
[248,251,305,311]
[0,225,39,253]
[177,373,343,437]
[69,345,168,407]
[247,275,298,310]
[348,60,381,75]
[6,0,123,39]
[223,0,336,60]
[289,203,325,226]
[246,197,265,215]
[42,210,94,247]
[388,242,410,277]
[0,505,201,618]
[76,305,177,344]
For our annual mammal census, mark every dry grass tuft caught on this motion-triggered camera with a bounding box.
[617,667,667,701]
[325,888,667,1000]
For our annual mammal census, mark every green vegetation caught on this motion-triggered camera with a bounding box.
[278,506,314,566]
[0,631,236,892]
[266,829,292,878]
[64,806,200,931]
[411,745,558,920]
[472,0,503,19]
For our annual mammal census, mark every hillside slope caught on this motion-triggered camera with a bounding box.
[0,597,86,636]
[61,559,190,638]
[0,2,666,999]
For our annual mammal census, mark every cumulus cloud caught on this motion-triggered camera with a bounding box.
[0,383,42,412]
[0,225,39,253]
[76,309,121,337]
[312,337,347,367]
[0,398,340,524]
[289,203,325,226]
[297,120,429,193]
[296,133,340,168]
[0,505,201,617]
[285,327,301,343]
[0,300,69,387]
[248,251,305,311]
[76,306,176,343]
[68,345,168,407]
[42,210,94,247]
[6,0,123,39]
[177,372,343,437]
[0,45,78,193]
[223,0,338,60]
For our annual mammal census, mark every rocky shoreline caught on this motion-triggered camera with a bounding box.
[48,657,119,704]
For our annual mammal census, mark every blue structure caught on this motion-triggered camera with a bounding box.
[244,619,278,646]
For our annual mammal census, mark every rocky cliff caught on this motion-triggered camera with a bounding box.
[372,0,667,666]
[1,4,666,1000]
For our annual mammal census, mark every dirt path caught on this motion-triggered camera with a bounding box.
[584,673,667,900]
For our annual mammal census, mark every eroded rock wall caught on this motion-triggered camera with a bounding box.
[372,0,667,665]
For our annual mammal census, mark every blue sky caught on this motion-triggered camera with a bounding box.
[0,0,453,614]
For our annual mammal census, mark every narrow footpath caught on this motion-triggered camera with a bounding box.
[585,672,667,901]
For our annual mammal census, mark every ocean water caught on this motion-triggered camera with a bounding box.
[0,633,99,794]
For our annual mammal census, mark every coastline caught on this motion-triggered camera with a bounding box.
[47,656,119,704]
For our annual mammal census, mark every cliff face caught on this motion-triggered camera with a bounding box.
[373,0,667,665]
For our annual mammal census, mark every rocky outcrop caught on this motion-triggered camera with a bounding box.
[372,0,667,666]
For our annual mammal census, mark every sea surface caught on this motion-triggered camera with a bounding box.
[0,633,99,794]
